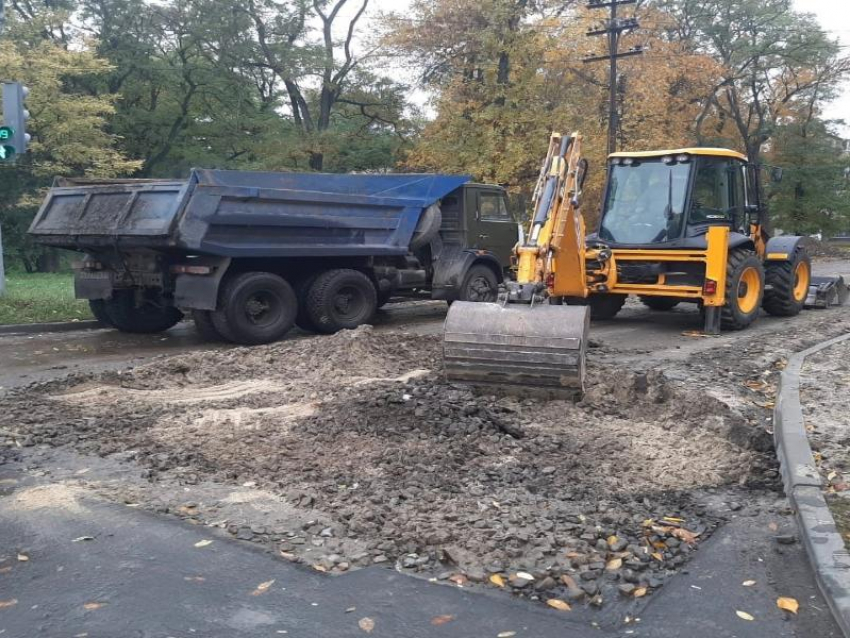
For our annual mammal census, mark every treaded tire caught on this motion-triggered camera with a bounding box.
[721,249,764,331]
[459,264,499,302]
[89,299,114,327]
[305,269,378,334]
[294,274,320,332]
[639,296,680,311]
[762,249,811,317]
[192,310,224,341]
[565,294,627,319]
[103,290,183,334]
[211,272,297,345]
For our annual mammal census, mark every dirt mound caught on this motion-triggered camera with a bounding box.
[1,325,762,607]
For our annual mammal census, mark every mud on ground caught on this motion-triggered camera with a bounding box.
[1,324,779,609]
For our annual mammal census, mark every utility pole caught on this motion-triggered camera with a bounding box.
[583,0,643,156]
[0,0,6,297]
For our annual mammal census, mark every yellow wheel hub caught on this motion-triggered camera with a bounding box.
[737,267,761,314]
[793,260,810,302]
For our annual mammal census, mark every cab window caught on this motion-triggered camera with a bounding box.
[690,158,745,230]
[479,192,512,221]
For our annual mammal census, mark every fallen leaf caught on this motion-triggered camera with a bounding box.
[250,580,275,596]
[497,633,516,638]
[662,516,685,524]
[633,587,647,598]
[0,599,17,609]
[607,535,618,546]
[683,330,711,338]
[313,564,327,573]
[448,573,468,586]
[83,602,106,610]
[0,566,12,574]
[358,617,375,633]
[194,539,213,548]
[671,528,699,544]
[489,574,506,588]
[431,614,455,626]
[561,574,578,589]
[777,597,799,614]
[736,610,755,621]
[184,576,205,582]
[546,599,571,611]
[742,580,756,587]
[652,541,667,550]
[72,536,95,543]
[345,607,356,613]
[515,571,534,581]
[651,552,664,562]
[768,522,778,532]
[828,471,838,482]
[606,558,623,571]
[17,554,28,562]
[642,519,654,527]
[565,552,580,558]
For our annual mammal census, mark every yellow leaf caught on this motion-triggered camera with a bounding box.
[546,599,571,611]
[0,599,17,609]
[633,587,647,598]
[313,564,327,573]
[250,580,275,596]
[651,552,664,561]
[561,574,578,589]
[742,580,756,587]
[642,518,654,527]
[194,539,213,548]
[736,610,755,621]
[83,602,106,610]
[607,535,618,546]
[777,597,799,614]
[358,617,375,633]
[606,558,623,571]
[489,574,506,588]
[431,614,455,626]
[662,517,685,523]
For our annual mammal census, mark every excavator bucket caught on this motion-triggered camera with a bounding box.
[443,301,590,398]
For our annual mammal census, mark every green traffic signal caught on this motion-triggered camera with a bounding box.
[0,126,13,141]
[0,145,16,160]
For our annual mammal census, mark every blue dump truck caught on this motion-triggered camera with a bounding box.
[28,170,519,344]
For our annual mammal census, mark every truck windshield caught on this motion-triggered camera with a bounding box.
[599,160,690,244]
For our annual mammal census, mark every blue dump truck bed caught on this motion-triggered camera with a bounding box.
[29,169,471,258]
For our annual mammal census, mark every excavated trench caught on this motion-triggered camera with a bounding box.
[1,326,770,607]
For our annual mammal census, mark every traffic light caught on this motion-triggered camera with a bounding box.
[1,82,30,160]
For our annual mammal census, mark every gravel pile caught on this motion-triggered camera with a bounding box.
[1,326,763,606]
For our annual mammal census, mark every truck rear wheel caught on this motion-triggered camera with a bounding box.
[212,272,297,345]
[103,290,183,334]
[762,249,811,317]
[294,274,320,332]
[305,269,378,334]
[88,299,114,327]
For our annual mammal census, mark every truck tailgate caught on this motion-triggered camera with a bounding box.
[29,179,189,247]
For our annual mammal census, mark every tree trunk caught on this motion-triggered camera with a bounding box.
[37,249,61,273]
[309,152,324,171]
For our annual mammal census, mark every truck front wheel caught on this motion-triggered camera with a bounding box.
[305,269,378,334]
[459,264,498,303]
[88,299,114,328]
[212,272,297,345]
[103,290,183,334]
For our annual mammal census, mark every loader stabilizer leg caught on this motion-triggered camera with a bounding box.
[443,301,590,398]
[703,306,721,335]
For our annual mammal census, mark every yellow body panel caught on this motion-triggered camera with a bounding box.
[609,147,748,162]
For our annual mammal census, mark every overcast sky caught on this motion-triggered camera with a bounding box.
[349,0,849,136]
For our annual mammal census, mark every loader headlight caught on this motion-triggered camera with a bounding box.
[661,155,674,165]
[675,154,690,163]
[622,157,634,166]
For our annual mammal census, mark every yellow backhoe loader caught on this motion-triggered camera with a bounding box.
[444,132,844,396]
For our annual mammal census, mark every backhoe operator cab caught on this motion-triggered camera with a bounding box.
[585,148,813,334]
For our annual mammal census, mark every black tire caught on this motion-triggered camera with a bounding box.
[88,299,114,327]
[211,272,297,345]
[565,293,627,319]
[293,274,320,332]
[192,310,224,341]
[103,290,183,334]
[305,269,378,334]
[762,249,811,317]
[459,264,499,303]
[721,249,764,331]
[639,296,680,311]
[376,289,393,308]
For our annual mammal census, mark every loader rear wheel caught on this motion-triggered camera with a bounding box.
[565,293,626,320]
[459,265,499,303]
[103,290,183,334]
[212,272,297,345]
[305,268,378,334]
[192,310,224,341]
[88,299,114,327]
[639,296,680,311]
[762,249,811,317]
[721,250,764,331]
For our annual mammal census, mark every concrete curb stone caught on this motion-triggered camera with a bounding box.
[774,332,850,636]
[0,319,102,335]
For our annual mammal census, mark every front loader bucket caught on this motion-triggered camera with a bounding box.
[805,275,849,308]
[443,301,590,398]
